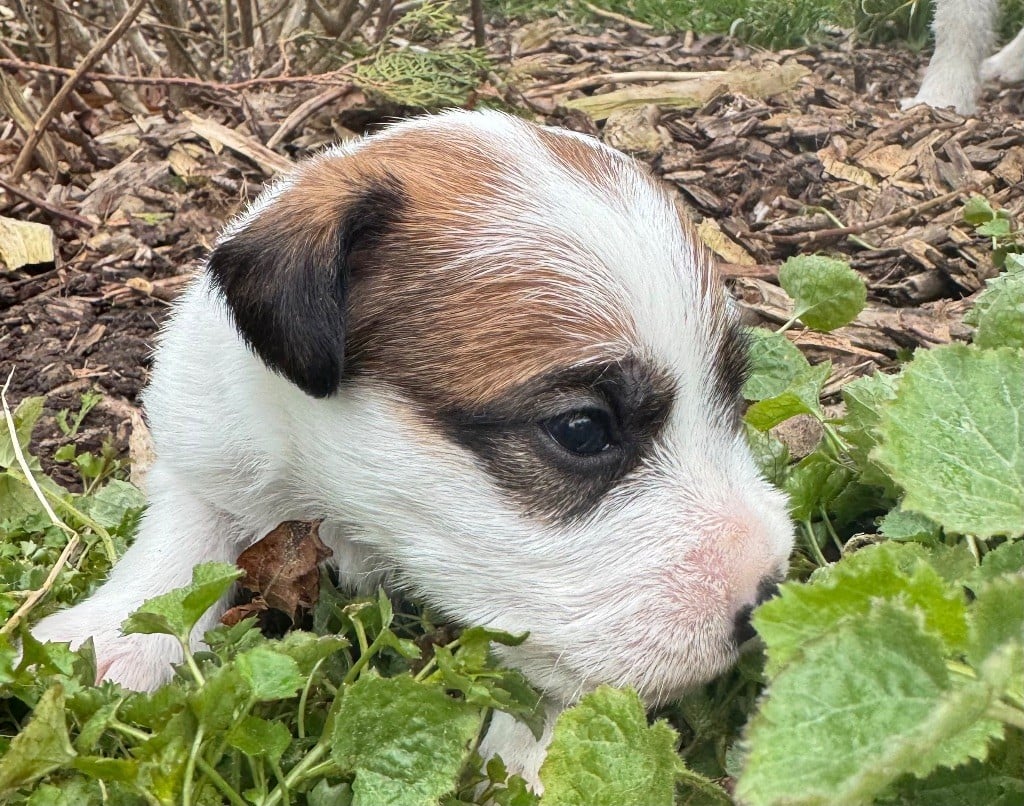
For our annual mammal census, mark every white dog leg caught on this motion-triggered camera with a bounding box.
[981,26,1024,83]
[30,462,241,690]
[904,0,999,113]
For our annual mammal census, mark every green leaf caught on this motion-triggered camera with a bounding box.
[236,645,304,701]
[964,261,1024,350]
[967,575,1024,671]
[878,506,942,543]
[79,479,145,530]
[121,562,243,641]
[736,604,1003,806]
[977,218,1012,237]
[783,450,854,523]
[838,370,900,492]
[974,541,1024,584]
[539,686,693,806]
[743,424,790,486]
[227,715,292,762]
[745,362,830,431]
[873,344,1024,538]
[331,673,482,806]
[71,755,139,783]
[0,396,44,470]
[0,685,76,795]
[742,328,809,401]
[753,542,969,675]
[962,195,997,226]
[778,255,867,331]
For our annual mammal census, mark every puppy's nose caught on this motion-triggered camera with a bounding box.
[733,578,782,645]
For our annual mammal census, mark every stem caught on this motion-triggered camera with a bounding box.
[194,756,249,806]
[414,637,461,683]
[966,535,982,565]
[821,422,848,455]
[820,508,844,554]
[297,658,326,739]
[343,628,391,685]
[260,743,328,806]
[269,757,291,806]
[988,700,1024,731]
[802,519,829,567]
[777,313,800,334]
[109,718,151,743]
[182,724,206,806]
[179,636,206,686]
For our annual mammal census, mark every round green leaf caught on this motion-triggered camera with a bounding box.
[779,255,867,331]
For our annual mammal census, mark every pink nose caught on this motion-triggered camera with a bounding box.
[732,577,781,645]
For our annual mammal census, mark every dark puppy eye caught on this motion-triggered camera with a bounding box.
[542,409,615,456]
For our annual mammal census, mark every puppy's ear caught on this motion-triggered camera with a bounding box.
[208,172,405,398]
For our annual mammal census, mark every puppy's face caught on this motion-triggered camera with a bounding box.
[209,111,793,704]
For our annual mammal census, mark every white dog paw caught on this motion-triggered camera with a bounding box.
[30,613,179,691]
[981,40,1024,83]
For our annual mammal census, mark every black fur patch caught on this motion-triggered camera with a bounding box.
[438,358,674,523]
[711,318,750,420]
[208,175,406,398]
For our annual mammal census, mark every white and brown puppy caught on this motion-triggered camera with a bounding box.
[30,110,793,784]
[907,0,1024,114]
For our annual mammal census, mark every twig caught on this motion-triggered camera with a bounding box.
[535,69,729,98]
[0,369,81,636]
[760,184,988,245]
[10,0,149,180]
[0,174,95,229]
[470,0,486,48]
[580,0,654,30]
[0,57,357,91]
[266,86,353,149]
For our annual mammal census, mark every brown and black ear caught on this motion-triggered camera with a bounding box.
[208,171,405,398]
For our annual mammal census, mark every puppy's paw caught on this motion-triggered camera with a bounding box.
[30,610,179,691]
[981,47,1024,83]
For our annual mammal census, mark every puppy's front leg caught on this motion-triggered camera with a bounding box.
[30,462,240,690]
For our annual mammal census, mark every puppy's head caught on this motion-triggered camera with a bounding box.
[208,110,793,704]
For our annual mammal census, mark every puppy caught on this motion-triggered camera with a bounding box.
[30,110,794,786]
[907,0,1024,114]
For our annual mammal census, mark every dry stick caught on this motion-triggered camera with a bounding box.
[0,370,81,637]
[0,174,95,228]
[266,85,353,149]
[10,0,149,181]
[0,57,357,90]
[762,184,988,245]
[470,0,486,48]
[535,69,729,97]
[580,0,654,30]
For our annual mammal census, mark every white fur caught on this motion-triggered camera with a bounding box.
[30,111,794,789]
[905,0,1022,114]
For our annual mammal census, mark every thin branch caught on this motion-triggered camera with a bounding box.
[0,370,81,636]
[0,57,357,90]
[760,183,989,245]
[10,0,149,180]
[0,174,95,229]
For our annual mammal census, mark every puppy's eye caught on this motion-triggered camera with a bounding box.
[543,409,614,456]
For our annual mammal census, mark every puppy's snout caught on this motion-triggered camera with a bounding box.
[733,577,782,645]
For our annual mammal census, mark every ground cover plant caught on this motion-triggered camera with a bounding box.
[2,0,1024,803]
